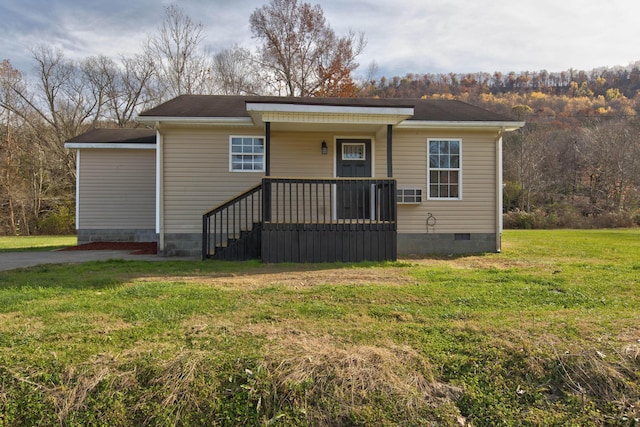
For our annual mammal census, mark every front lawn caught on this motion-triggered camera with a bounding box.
[0,230,638,426]
[0,235,77,252]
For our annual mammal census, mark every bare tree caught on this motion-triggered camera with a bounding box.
[503,126,547,212]
[578,121,640,212]
[0,60,26,234]
[0,47,94,233]
[81,55,117,125]
[146,5,212,99]
[115,54,157,124]
[1,61,47,234]
[83,54,156,126]
[26,45,90,182]
[4,45,96,182]
[249,0,365,96]
[358,61,380,96]
[212,46,263,95]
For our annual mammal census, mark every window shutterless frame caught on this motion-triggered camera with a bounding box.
[229,136,265,172]
[427,138,462,200]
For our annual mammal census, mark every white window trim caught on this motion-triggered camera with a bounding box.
[427,138,463,200]
[229,135,265,173]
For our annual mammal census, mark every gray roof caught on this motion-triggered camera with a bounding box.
[66,128,156,144]
[139,95,516,122]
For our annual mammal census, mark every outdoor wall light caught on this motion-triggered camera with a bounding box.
[321,141,328,155]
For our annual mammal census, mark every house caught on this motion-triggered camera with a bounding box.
[65,95,524,262]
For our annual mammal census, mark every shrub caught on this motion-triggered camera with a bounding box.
[504,205,639,229]
[37,206,75,235]
[503,209,534,229]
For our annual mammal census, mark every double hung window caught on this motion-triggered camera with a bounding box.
[428,139,461,199]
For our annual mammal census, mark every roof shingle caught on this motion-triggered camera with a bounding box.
[139,95,515,122]
[65,128,156,144]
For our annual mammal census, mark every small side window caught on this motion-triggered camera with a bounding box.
[230,136,265,172]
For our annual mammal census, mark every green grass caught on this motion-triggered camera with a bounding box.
[0,230,639,426]
[0,235,77,252]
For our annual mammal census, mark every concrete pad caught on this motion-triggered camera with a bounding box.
[0,250,194,272]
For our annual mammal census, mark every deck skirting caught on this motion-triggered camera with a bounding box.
[261,223,396,263]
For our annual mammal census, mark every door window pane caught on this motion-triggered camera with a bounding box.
[342,143,365,160]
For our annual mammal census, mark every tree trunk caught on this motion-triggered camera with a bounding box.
[7,196,17,234]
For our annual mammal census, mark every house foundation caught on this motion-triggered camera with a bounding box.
[397,233,498,256]
[161,232,498,259]
[77,229,157,245]
[162,233,202,258]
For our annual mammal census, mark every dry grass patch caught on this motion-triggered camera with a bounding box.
[14,349,215,426]
[551,343,640,421]
[409,251,568,271]
[0,313,44,335]
[247,324,463,424]
[138,266,415,290]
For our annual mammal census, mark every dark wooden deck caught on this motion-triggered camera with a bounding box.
[203,178,397,262]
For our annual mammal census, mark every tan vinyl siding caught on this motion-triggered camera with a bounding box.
[375,127,388,177]
[394,129,498,234]
[270,132,336,177]
[162,128,375,234]
[161,125,499,235]
[78,149,155,229]
[163,127,262,234]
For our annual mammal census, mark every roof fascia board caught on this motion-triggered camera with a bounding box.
[397,120,525,131]
[246,102,414,117]
[64,143,156,149]
[136,116,255,126]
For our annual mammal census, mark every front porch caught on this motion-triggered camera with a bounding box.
[203,177,397,262]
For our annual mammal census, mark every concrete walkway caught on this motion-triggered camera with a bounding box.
[0,250,193,272]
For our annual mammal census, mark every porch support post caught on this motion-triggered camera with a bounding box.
[263,121,271,222]
[386,124,393,177]
[265,121,271,176]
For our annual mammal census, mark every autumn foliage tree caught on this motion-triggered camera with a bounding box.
[250,0,365,97]
[314,37,360,97]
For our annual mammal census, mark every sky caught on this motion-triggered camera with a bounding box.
[1,0,640,79]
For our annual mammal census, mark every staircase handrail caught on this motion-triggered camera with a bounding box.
[202,183,262,259]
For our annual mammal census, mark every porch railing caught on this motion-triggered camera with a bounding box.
[262,177,396,224]
[202,183,262,260]
[261,178,397,262]
[202,178,397,262]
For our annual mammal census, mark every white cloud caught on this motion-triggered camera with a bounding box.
[2,0,640,78]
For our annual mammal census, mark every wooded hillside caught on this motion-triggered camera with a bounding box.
[361,68,640,228]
